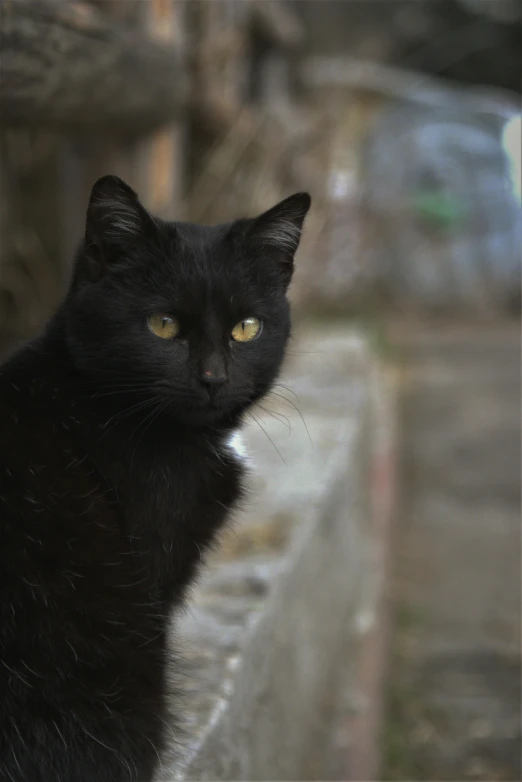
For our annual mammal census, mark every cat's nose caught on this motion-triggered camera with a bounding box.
[200,369,227,387]
[200,350,227,388]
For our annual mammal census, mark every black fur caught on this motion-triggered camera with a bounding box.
[0,176,310,781]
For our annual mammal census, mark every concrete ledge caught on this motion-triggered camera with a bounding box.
[157,326,393,781]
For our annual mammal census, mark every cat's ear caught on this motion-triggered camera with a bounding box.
[85,175,155,255]
[248,192,311,285]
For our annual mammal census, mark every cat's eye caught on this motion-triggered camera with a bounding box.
[147,313,180,340]
[231,317,262,343]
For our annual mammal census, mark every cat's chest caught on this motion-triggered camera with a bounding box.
[107,433,245,598]
[95,429,245,538]
[132,441,241,517]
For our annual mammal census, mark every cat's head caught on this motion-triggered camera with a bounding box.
[65,175,310,427]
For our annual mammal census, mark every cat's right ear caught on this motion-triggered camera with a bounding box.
[84,175,155,276]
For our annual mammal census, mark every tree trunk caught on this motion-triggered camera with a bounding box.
[0,0,186,136]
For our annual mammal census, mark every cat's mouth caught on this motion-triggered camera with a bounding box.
[154,384,222,408]
[190,397,230,415]
[189,386,238,411]
[151,384,245,424]
[177,404,237,428]
[157,393,227,419]
[179,390,247,426]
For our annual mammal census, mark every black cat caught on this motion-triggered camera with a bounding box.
[0,176,310,782]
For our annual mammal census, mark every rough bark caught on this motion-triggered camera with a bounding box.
[0,0,186,136]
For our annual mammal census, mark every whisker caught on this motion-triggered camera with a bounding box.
[266,391,314,450]
[254,403,291,433]
[81,372,156,383]
[247,411,287,466]
[90,387,153,399]
[274,382,301,404]
[285,349,322,356]
[98,397,161,439]
[128,398,164,442]
[130,399,170,470]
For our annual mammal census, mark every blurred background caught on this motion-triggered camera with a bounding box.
[0,1,520,780]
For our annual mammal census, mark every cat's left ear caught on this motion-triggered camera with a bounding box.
[85,175,156,254]
[248,192,311,285]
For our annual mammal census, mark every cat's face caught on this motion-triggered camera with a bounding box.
[66,176,310,427]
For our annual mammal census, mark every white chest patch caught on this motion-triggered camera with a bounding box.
[226,430,248,462]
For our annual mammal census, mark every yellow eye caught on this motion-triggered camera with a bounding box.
[147,313,180,339]
[231,317,262,343]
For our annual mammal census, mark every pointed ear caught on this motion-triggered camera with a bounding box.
[249,192,311,258]
[85,175,155,252]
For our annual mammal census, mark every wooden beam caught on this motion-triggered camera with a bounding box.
[250,0,304,49]
[137,0,186,218]
[301,56,518,118]
[0,0,186,136]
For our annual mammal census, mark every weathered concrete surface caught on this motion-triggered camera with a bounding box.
[156,326,389,781]
[382,322,521,781]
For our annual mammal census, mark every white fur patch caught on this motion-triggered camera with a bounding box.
[226,430,248,462]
